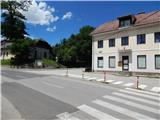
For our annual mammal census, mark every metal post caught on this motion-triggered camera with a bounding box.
[82,73,84,79]
[136,76,139,89]
[66,68,68,77]
[104,71,106,82]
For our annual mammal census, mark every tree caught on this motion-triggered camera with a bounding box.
[10,38,34,66]
[53,25,95,67]
[1,0,30,41]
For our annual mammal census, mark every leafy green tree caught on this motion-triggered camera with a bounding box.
[53,25,94,67]
[10,38,34,66]
[1,0,30,40]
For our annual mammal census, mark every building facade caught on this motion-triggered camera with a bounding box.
[0,40,14,60]
[91,11,160,73]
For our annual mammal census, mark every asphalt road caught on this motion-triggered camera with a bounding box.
[2,68,160,120]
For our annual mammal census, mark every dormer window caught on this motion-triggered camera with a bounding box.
[118,15,135,28]
[120,19,131,27]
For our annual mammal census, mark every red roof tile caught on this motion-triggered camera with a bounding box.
[91,10,160,35]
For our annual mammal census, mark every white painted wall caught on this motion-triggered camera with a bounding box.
[92,23,160,73]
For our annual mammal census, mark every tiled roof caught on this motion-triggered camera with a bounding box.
[91,10,160,35]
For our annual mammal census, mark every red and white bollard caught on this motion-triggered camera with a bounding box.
[104,71,106,82]
[136,76,139,89]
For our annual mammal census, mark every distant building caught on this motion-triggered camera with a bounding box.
[1,40,14,60]
[91,11,160,73]
[0,39,53,61]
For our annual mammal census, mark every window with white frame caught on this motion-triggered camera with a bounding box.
[109,56,115,68]
[97,40,103,48]
[97,57,103,68]
[137,34,145,44]
[137,55,146,69]
[155,32,160,43]
[155,55,160,69]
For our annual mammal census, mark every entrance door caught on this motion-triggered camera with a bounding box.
[122,56,129,71]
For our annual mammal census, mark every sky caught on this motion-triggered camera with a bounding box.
[22,1,160,46]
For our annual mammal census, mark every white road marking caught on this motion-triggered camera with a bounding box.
[105,80,114,83]
[87,77,97,80]
[151,87,160,93]
[138,84,147,89]
[84,76,90,79]
[113,92,159,106]
[112,81,123,85]
[56,112,81,120]
[42,81,63,89]
[77,104,119,120]
[126,88,160,96]
[103,95,159,114]
[119,89,159,101]
[123,83,134,87]
[96,79,104,82]
[93,99,156,120]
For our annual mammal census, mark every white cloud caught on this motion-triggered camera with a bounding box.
[21,0,59,25]
[46,26,56,32]
[62,12,72,20]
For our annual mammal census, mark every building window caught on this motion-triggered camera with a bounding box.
[97,57,103,68]
[109,39,115,47]
[120,19,131,27]
[121,36,129,46]
[155,32,160,43]
[98,40,103,48]
[109,56,115,68]
[137,55,146,69]
[155,55,160,69]
[137,34,145,44]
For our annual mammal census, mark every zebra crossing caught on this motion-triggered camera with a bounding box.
[65,74,160,93]
[56,88,160,120]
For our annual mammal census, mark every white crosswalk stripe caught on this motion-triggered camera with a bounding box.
[77,104,119,120]
[126,88,160,96]
[87,77,97,80]
[138,84,147,89]
[119,89,159,101]
[93,99,156,120]
[151,87,160,93]
[113,92,159,106]
[96,79,104,82]
[105,79,114,83]
[103,95,159,114]
[57,88,159,120]
[56,112,81,120]
[123,83,134,87]
[112,81,123,85]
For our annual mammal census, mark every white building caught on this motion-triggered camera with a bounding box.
[91,11,160,73]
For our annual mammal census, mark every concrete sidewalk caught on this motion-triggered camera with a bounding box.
[5,67,160,93]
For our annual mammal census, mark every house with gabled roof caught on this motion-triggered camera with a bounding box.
[91,10,160,73]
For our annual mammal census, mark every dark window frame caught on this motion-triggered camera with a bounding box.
[97,57,103,68]
[121,36,129,46]
[137,34,146,44]
[154,32,160,43]
[109,56,116,68]
[97,40,103,48]
[119,19,131,28]
[137,55,146,69]
[155,55,160,69]
[109,38,115,47]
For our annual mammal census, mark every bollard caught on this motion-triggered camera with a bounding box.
[82,73,84,79]
[136,76,139,89]
[104,71,106,82]
[66,68,68,77]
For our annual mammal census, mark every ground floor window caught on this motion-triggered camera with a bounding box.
[97,57,103,68]
[137,55,146,69]
[109,56,115,68]
[155,55,160,69]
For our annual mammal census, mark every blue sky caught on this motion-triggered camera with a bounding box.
[25,1,159,46]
